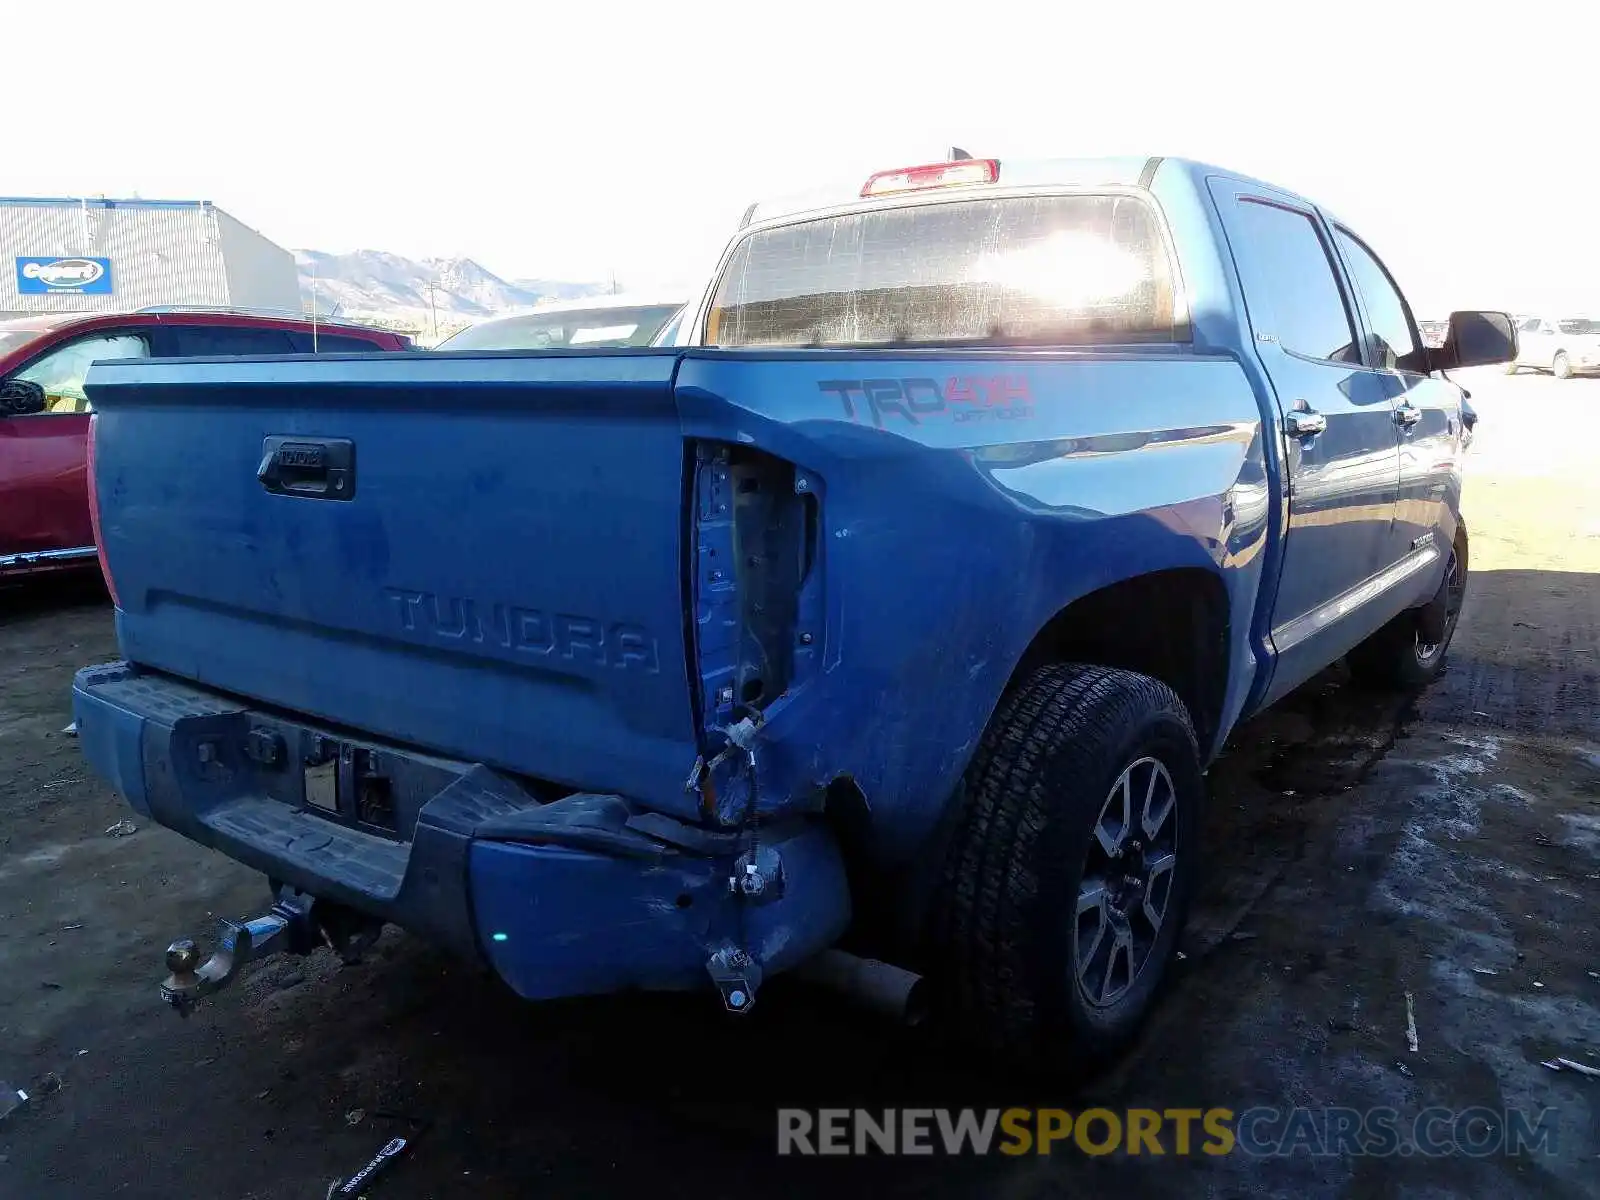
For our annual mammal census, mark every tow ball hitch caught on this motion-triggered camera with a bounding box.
[160,888,380,1017]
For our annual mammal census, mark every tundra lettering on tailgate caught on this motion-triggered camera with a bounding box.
[383,588,659,672]
[818,376,1034,428]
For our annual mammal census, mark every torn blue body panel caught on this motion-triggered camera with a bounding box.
[674,349,1270,857]
[471,818,849,1000]
[71,666,851,993]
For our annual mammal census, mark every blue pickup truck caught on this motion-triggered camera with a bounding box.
[73,156,1514,1067]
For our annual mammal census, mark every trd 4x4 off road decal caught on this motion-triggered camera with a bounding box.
[818,377,1035,428]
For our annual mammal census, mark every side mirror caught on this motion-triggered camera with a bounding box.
[0,378,48,417]
[1433,311,1517,371]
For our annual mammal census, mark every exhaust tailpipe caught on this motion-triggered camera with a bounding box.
[791,949,929,1025]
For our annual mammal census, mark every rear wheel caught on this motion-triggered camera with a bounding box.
[1554,351,1574,379]
[928,664,1202,1070]
[1347,527,1468,690]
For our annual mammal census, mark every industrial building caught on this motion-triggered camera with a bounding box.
[0,197,301,320]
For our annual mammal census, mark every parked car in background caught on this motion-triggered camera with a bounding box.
[1507,315,1600,378]
[0,308,410,582]
[1417,319,1448,349]
[434,294,686,351]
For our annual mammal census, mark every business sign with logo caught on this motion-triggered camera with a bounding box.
[15,257,114,295]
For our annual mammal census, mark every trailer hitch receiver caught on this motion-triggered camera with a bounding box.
[160,888,324,1017]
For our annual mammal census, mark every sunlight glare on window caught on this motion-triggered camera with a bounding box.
[967,232,1151,310]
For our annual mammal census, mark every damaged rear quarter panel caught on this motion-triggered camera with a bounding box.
[674,349,1271,862]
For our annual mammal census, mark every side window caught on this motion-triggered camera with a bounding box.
[1230,199,1360,364]
[310,334,390,353]
[13,334,149,414]
[166,327,295,357]
[1333,228,1426,373]
[1519,317,1542,333]
[651,307,686,347]
[281,331,391,354]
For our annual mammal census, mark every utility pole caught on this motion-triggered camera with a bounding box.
[422,281,441,341]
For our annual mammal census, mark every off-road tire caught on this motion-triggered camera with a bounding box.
[1347,526,1469,690]
[928,664,1202,1071]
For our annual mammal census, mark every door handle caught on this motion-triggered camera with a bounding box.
[257,436,356,500]
[1394,403,1422,428]
[1284,408,1327,439]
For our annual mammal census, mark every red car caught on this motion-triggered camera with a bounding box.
[0,309,410,582]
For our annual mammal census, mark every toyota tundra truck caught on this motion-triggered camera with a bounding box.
[72,156,1513,1067]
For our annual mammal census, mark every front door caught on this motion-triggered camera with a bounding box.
[1330,223,1463,584]
[1211,183,1402,704]
[0,333,148,569]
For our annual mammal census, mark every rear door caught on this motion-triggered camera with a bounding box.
[0,332,148,567]
[1211,183,1402,702]
[1533,318,1560,369]
[1514,316,1546,369]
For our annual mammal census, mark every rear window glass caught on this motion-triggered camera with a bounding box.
[705,194,1181,349]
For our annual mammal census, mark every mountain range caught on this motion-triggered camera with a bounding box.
[294,249,610,335]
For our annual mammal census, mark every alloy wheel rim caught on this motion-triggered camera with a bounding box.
[1417,548,1465,662]
[1074,756,1179,1009]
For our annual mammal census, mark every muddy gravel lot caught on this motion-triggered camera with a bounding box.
[2,371,1597,1198]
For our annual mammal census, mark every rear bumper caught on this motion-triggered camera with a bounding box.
[73,662,851,999]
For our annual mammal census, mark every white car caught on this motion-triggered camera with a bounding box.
[436,294,687,351]
[1507,315,1600,378]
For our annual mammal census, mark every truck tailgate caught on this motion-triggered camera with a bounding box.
[86,351,698,807]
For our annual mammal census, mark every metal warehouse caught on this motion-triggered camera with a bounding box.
[0,197,300,320]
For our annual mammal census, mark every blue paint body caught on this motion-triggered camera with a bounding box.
[71,158,1471,1002]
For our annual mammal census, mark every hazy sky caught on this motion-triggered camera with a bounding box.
[10,1,1597,314]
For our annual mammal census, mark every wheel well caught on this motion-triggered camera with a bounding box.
[828,568,1232,968]
[1010,569,1231,753]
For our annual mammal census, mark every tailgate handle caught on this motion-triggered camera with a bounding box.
[258,436,355,501]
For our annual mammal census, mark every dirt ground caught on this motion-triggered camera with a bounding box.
[1,369,1597,1198]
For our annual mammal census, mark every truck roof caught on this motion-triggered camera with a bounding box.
[0,313,82,334]
[0,308,411,370]
[495,292,687,317]
[0,309,398,338]
[738,155,1312,229]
